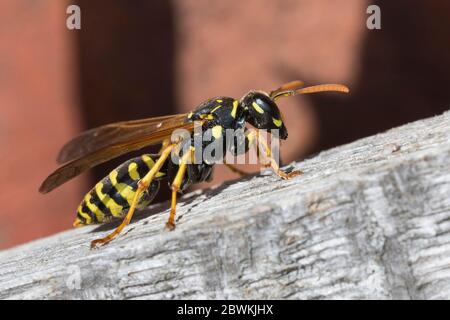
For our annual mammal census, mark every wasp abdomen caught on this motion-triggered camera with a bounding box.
[74,154,165,226]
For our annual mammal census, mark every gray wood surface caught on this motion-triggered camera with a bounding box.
[1,111,450,299]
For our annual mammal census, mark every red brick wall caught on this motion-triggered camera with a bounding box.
[0,0,85,248]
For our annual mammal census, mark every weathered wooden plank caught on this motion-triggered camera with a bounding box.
[0,111,449,299]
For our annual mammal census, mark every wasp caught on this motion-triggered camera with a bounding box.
[39,81,349,248]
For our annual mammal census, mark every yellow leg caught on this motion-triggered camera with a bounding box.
[255,130,302,180]
[158,139,170,155]
[90,143,177,249]
[223,129,259,177]
[165,148,193,230]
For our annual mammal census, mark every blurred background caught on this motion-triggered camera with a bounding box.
[0,0,449,249]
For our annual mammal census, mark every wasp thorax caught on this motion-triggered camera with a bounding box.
[241,91,288,139]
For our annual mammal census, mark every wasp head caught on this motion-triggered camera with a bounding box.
[240,91,288,139]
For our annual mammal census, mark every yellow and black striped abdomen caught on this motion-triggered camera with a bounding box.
[74,154,166,226]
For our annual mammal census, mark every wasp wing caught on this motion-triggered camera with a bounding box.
[57,114,189,164]
[40,114,199,194]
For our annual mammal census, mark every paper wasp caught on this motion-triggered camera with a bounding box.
[39,81,349,248]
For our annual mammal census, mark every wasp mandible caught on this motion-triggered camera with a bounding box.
[39,81,349,248]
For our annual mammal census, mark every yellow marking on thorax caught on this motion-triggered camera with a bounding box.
[128,162,140,180]
[216,99,223,103]
[109,170,137,206]
[95,182,123,217]
[200,114,214,120]
[84,193,105,222]
[252,102,264,114]
[212,125,223,139]
[77,206,92,224]
[231,100,238,118]
[272,117,283,127]
[187,112,193,119]
[211,105,222,113]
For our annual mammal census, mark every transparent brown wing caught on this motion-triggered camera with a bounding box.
[40,114,198,194]
[57,114,189,164]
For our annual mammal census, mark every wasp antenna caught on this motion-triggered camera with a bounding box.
[270,80,305,99]
[271,83,349,101]
[295,84,349,95]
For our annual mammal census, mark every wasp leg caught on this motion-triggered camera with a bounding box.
[243,129,273,169]
[158,139,171,155]
[224,128,259,176]
[90,143,177,249]
[223,163,249,177]
[224,129,269,177]
[165,148,194,230]
[254,130,302,180]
